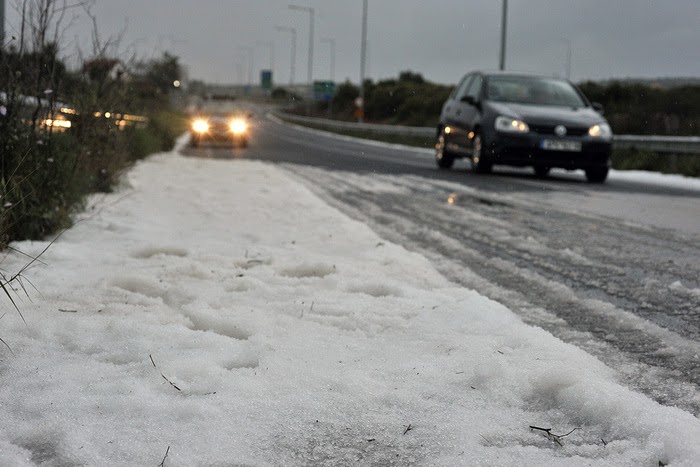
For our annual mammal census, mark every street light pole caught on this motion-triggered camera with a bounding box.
[499,0,508,70]
[289,4,314,87]
[359,0,368,122]
[276,26,297,85]
[0,0,5,46]
[321,38,335,81]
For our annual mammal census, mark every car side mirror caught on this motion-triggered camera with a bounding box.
[592,102,605,114]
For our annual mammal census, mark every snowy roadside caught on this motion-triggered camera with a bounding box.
[1,140,699,466]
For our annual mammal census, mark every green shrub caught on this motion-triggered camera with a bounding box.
[1,130,85,242]
[144,111,187,153]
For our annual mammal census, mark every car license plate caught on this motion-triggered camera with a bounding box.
[541,139,582,152]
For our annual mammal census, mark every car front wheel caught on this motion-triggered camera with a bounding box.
[585,166,609,183]
[435,129,455,169]
[534,165,551,178]
[471,133,492,174]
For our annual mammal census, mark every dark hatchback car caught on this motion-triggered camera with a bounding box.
[436,72,613,182]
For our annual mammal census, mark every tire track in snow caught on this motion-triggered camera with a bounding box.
[284,165,700,416]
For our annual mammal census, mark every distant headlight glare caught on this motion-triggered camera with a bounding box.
[588,122,612,140]
[230,119,248,134]
[192,120,209,133]
[495,116,529,134]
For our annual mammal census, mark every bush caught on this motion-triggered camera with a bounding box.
[125,112,186,161]
[1,130,84,243]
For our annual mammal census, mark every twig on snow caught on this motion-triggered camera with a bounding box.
[529,425,579,446]
[403,424,413,435]
[149,354,181,392]
[157,445,170,467]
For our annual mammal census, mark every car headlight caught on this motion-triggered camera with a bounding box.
[192,120,209,133]
[229,119,248,134]
[588,122,613,140]
[495,116,529,134]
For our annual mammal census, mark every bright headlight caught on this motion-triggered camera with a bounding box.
[230,119,248,134]
[495,116,529,134]
[588,122,613,140]
[192,120,209,133]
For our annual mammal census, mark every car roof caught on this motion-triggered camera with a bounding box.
[473,70,572,81]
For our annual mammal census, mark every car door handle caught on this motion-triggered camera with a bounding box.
[456,110,461,116]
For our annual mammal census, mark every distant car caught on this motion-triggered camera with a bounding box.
[436,71,613,182]
[190,112,250,148]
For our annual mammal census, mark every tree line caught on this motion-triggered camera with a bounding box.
[299,71,700,137]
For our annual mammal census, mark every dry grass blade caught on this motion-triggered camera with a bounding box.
[0,270,25,325]
[0,232,65,325]
[0,312,13,353]
[5,245,48,267]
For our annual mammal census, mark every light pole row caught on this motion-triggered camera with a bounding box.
[235,3,359,96]
[289,4,314,88]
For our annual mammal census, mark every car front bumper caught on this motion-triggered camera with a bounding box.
[486,133,611,169]
[191,130,248,145]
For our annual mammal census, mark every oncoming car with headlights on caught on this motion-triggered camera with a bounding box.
[436,71,613,182]
[190,113,250,148]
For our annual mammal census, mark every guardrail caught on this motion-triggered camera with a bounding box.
[275,111,700,155]
[274,111,434,137]
[612,135,700,154]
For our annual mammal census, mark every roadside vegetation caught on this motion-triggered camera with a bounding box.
[281,72,700,177]
[1,0,185,247]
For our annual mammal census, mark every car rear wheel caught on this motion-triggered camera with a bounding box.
[585,167,609,183]
[534,165,551,178]
[471,133,492,174]
[435,128,455,169]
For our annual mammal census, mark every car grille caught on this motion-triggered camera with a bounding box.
[209,122,229,133]
[529,124,588,136]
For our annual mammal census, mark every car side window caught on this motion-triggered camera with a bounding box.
[450,75,468,99]
[465,75,483,101]
[454,74,474,101]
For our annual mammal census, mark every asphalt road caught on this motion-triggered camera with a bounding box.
[181,111,700,416]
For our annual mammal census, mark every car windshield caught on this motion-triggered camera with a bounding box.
[486,76,587,107]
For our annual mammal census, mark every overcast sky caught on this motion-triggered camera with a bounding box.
[6,0,700,85]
